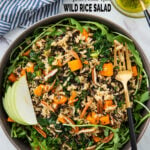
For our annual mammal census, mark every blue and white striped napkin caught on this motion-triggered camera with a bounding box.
[0,0,63,36]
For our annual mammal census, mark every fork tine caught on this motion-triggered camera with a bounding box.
[118,48,126,71]
[125,44,132,71]
[122,48,126,70]
[118,50,122,71]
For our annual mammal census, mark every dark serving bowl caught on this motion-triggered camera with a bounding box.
[0,13,150,150]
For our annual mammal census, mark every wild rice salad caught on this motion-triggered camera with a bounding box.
[3,18,150,150]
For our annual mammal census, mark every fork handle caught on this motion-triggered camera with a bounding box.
[123,84,131,108]
[127,108,137,150]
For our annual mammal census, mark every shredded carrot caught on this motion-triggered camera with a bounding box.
[93,135,101,142]
[68,98,79,105]
[26,63,34,73]
[43,70,47,75]
[69,91,77,101]
[99,114,110,125]
[43,85,49,92]
[45,80,56,92]
[97,100,103,114]
[69,50,80,59]
[34,85,43,96]
[92,68,97,84]
[41,100,55,113]
[22,50,30,56]
[21,69,26,76]
[82,28,89,41]
[80,99,93,119]
[132,66,138,76]
[33,125,47,138]
[51,88,56,93]
[100,63,113,77]
[101,133,114,143]
[104,100,113,110]
[54,95,68,104]
[68,59,83,72]
[68,91,77,105]
[7,117,15,122]
[93,133,114,143]
[63,115,79,133]
[57,114,79,133]
[8,73,17,82]
[83,60,89,65]
[57,115,67,124]
[57,59,62,67]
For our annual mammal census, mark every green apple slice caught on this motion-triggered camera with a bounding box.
[11,81,28,125]
[3,87,14,120]
[14,76,37,125]
[3,82,29,125]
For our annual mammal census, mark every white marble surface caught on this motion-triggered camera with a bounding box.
[0,1,150,150]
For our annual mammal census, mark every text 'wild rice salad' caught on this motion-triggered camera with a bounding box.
[3,18,150,150]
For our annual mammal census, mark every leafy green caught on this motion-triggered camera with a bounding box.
[80,21,108,35]
[95,143,104,150]
[29,50,39,61]
[44,27,56,36]
[113,32,132,42]
[106,33,115,42]
[93,31,112,57]
[113,132,119,150]
[135,91,150,111]
[38,113,57,126]
[37,61,45,69]
[140,91,150,102]
[45,39,52,50]
[75,76,80,83]
[11,123,27,138]
[82,24,97,31]
[90,51,100,58]
[27,72,36,81]
[70,18,83,32]
[104,128,109,137]
[48,56,55,65]
[135,100,150,113]
[63,124,118,133]
[86,48,92,58]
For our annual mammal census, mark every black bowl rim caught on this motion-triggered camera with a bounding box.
[0,13,150,150]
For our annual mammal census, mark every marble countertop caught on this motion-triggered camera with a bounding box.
[0,1,150,149]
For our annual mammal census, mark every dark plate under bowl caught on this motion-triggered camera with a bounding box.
[0,13,150,150]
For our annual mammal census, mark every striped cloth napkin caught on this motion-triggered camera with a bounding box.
[0,0,62,36]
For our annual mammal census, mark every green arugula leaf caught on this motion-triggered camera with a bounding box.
[140,91,150,103]
[82,24,97,31]
[48,56,55,65]
[80,21,108,35]
[135,91,150,111]
[70,18,83,32]
[106,33,115,42]
[44,27,56,36]
[113,32,132,42]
